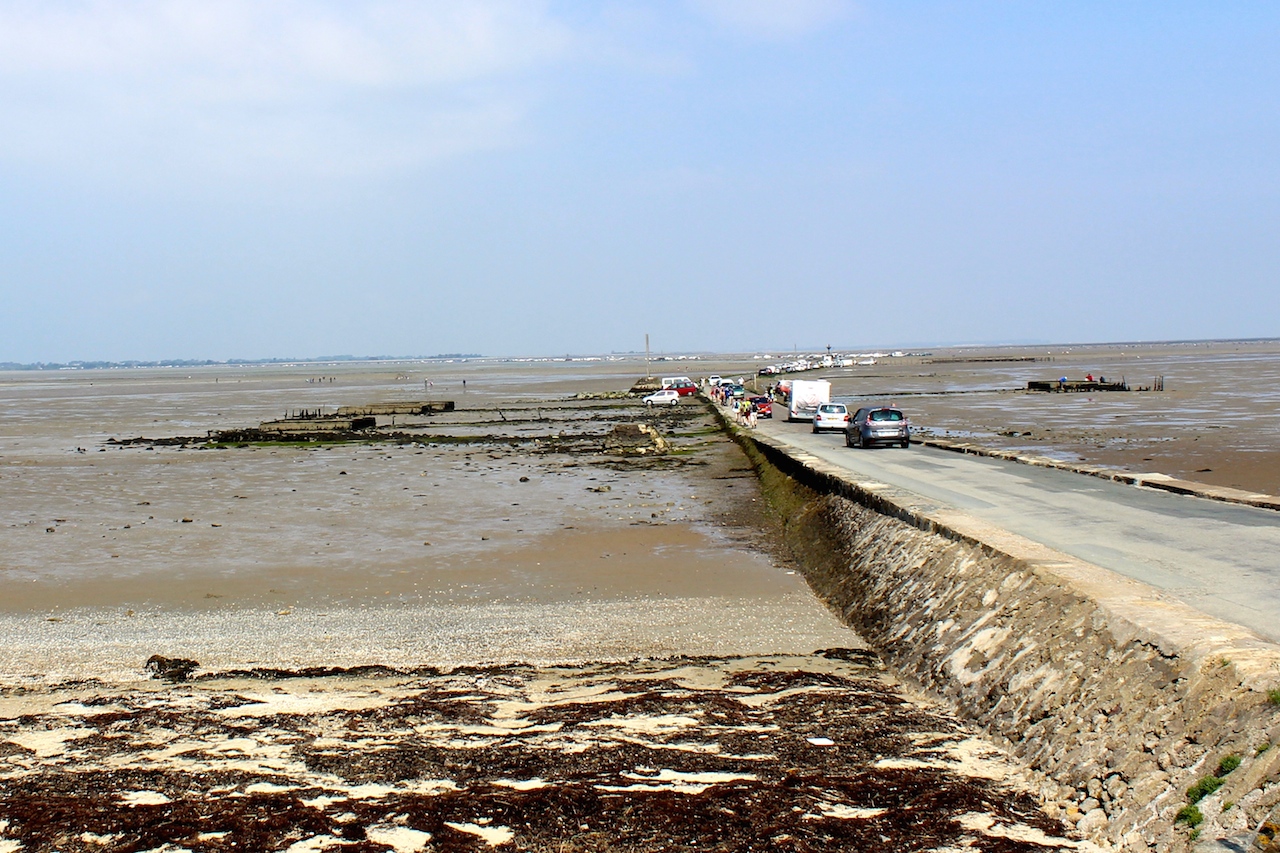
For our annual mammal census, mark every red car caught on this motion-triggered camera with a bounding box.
[665,379,698,397]
[749,396,772,418]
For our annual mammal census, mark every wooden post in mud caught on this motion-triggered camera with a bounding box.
[645,334,652,380]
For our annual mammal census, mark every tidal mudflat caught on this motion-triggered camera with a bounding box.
[0,362,1094,851]
[0,365,855,678]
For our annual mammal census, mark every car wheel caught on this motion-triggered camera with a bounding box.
[901,440,910,448]
[844,433,853,447]
[670,399,679,406]
[812,425,819,433]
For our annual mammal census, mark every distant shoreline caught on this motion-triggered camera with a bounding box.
[0,353,484,371]
[4,335,1279,373]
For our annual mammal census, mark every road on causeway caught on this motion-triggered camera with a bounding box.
[752,416,1280,645]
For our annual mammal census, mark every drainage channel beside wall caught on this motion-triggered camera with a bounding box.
[719,415,1280,852]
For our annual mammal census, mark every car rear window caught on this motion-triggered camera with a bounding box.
[869,409,903,421]
[819,405,845,413]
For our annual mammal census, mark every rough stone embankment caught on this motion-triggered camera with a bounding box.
[730,423,1280,852]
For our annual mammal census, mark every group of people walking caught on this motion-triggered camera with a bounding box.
[733,397,758,428]
[706,380,759,428]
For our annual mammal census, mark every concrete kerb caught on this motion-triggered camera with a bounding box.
[919,437,1280,513]
[709,403,1280,851]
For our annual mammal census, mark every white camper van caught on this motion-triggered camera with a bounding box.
[787,379,831,422]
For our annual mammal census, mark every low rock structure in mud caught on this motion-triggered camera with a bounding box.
[629,376,663,394]
[106,397,702,458]
[258,415,378,433]
[336,401,455,416]
[603,423,670,455]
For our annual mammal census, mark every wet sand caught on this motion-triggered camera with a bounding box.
[0,368,852,680]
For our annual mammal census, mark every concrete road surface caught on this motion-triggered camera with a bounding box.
[752,414,1280,645]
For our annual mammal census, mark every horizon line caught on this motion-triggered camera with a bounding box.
[4,336,1280,372]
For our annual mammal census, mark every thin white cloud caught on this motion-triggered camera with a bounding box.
[693,0,851,39]
[0,0,574,182]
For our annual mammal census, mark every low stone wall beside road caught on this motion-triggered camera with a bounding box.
[730,422,1280,852]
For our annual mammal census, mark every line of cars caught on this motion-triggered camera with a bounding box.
[644,374,900,447]
[643,375,773,418]
[642,375,906,446]
[812,403,911,448]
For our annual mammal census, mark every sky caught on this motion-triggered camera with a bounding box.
[1,1,1277,362]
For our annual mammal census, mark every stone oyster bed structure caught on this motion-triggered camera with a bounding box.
[731,422,1280,853]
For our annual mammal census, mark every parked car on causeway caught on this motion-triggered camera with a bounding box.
[845,406,910,448]
[661,377,698,396]
[812,403,849,433]
[643,389,681,406]
[748,396,772,418]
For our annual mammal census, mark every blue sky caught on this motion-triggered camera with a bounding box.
[1,1,1277,361]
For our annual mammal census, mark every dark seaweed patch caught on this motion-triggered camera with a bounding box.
[0,656,1079,852]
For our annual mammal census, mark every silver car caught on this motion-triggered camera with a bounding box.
[845,406,910,448]
[812,403,850,433]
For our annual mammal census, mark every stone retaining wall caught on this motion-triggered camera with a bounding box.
[730,423,1280,852]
